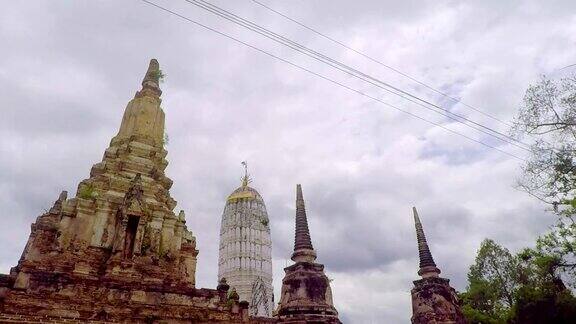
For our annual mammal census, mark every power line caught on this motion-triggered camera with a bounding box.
[183,0,532,152]
[249,0,515,128]
[558,63,576,71]
[140,0,527,162]
[250,0,561,152]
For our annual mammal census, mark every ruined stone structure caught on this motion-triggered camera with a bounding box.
[0,57,470,323]
[275,185,340,324]
[411,207,466,324]
[218,165,274,317]
[0,59,254,323]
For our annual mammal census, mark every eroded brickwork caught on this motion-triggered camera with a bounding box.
[411,277,466,324]
[275,185,340,324]
[411,208,467,324]
[0,59,251,323]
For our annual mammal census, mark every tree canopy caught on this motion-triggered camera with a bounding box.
[512,75,576,212]
[460,75,576,323]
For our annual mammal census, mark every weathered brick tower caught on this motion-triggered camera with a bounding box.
[411,207,467,324]
[275,184,340,323]
[218,164,274,317]
[0,59,251,323]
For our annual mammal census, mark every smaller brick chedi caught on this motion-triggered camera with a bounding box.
[275,184,340,323]
[411,207,466,324]
[0,59,252,323]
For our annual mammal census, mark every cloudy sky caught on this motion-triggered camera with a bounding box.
[1,0,575,322]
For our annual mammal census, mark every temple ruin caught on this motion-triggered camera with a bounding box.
[275,184,341,323]
[0,59,253,323]
[0,59,465,323]
[411,207,466,324]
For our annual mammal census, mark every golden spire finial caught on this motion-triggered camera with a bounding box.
[241,161,251,187]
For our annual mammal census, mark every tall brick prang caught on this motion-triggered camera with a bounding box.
[0,59,253,323]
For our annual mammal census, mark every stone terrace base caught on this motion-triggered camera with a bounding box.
[0,274,255,323]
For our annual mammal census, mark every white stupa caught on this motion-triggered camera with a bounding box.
[217,162,273,316]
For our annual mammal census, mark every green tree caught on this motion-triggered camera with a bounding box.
[460,239,520,323]
[460,76,576,323]
[531,219,576,289]
[460,239,576,324]
[511,75,576,213]
[509,277,576,324]
[511,75,576,286]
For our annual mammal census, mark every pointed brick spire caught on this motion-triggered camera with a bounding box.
[291,184,317,263]
[413,207,440,278]
[138,58,162,98]
[294,184,313,250]
[116,59,166,146]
